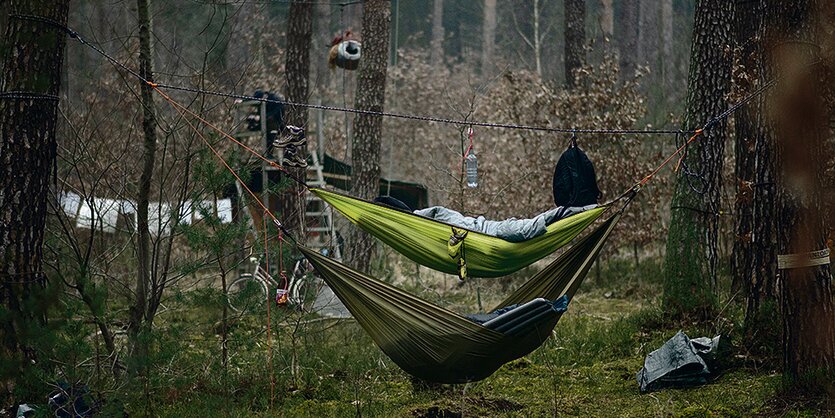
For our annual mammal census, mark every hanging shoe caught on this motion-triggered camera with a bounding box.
[273,125,306,148]
[283,145,308,168]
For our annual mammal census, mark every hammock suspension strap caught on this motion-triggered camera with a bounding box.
[448,227,469,281]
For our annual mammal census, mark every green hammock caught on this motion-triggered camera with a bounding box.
[299,212,621,383]
[311,188,608,278]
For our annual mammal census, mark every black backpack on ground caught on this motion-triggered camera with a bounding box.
[552,145,602,207]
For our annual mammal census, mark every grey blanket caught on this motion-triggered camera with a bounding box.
[413,204,597,242]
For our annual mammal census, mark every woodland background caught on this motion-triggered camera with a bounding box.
[0,0,834,417]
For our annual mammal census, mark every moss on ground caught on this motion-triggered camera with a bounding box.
[133,255,830,417]
[149,289,829,417]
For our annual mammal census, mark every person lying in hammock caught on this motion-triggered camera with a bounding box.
[373,196,596,242]
[373,145,601,242]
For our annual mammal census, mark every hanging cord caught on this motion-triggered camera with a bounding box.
[262,215,275,410]
[10,13,816,139]
[11,13,687,137]
[155,83,304,249]
[153,86,310,188]
[641,129,703,186]
[198,0,365,5]
[0,91,59,101]
[611,129,705,204]
[11,13,815,230]
[152,84,689,136]
[158,89,276,221]
[674,130,708,195]
[613,67,797,203]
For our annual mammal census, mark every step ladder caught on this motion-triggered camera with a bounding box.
[304,152,342,261]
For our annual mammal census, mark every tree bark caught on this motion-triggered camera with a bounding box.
[481,0,497,75]
[732,0,781,358]
[283,0,314,239]
[661,0,674,93]
[598,0,613,42]
[638,0,659,83]
[533,0,543,78]
[564,0,586,88]
[732,0,759,297]
[430,0,444,65]
[348,0,390,271]
[662,0,734,321]
[769,0,835,391]
[0,0,69,410]
[616,0,639,79]
[128,0,157,378]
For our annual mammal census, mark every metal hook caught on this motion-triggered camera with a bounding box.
[571,129,578,148]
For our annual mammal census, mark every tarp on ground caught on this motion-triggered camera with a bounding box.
[636,330,722,393]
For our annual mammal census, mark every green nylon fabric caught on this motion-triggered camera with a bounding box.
[311,188,608,277]
[298,213,621,383]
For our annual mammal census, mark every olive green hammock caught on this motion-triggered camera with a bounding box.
[310,188,608,278]
[299,211,622,383]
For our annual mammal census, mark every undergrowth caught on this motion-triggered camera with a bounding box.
[36,253,831,417]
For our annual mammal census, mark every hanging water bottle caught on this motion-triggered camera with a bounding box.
[465,127,478,188]
[465,150,478,188]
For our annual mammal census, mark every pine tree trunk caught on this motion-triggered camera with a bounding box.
[349,0,390,271]
[735,0,781,358]
[564,0,586,88]
[616,0,639,79]
[283,0,314,239]
[431,0,444,65]
[481,0,497,75]
[128,0,157,378]
[732,0,759,297]
[662,0,734,321]
[0,0,69,410]
[769,0,835,391]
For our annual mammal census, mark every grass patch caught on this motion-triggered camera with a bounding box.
[47,252,828,417]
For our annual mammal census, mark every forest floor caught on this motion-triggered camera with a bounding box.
[144,257,831,418]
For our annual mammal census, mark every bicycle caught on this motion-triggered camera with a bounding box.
[226,252,316,314]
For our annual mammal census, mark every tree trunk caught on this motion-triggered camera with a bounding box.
[732,0,759,297]
[564,0,586,88]
[0,1,69,410]
[769,0,835,391]
[662,0,734,321]
[533,0,543,78]
[283,0,314,239]
[661,0,674,93]
[638,0,659,81]
[430,0,444,65]
[733,0,781,359]
[616,0,639,79]
[481,0,497,75]
[128,0,157,378]
[348,0,390,271]
[598,0,614,42]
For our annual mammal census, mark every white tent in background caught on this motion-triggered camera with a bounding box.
[59,192,233,236]
[75,196,120,233]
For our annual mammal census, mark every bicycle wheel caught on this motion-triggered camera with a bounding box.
[288,273,318,311]
[227,275,268,313]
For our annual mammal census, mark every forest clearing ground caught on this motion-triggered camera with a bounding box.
[152,256,827,417]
